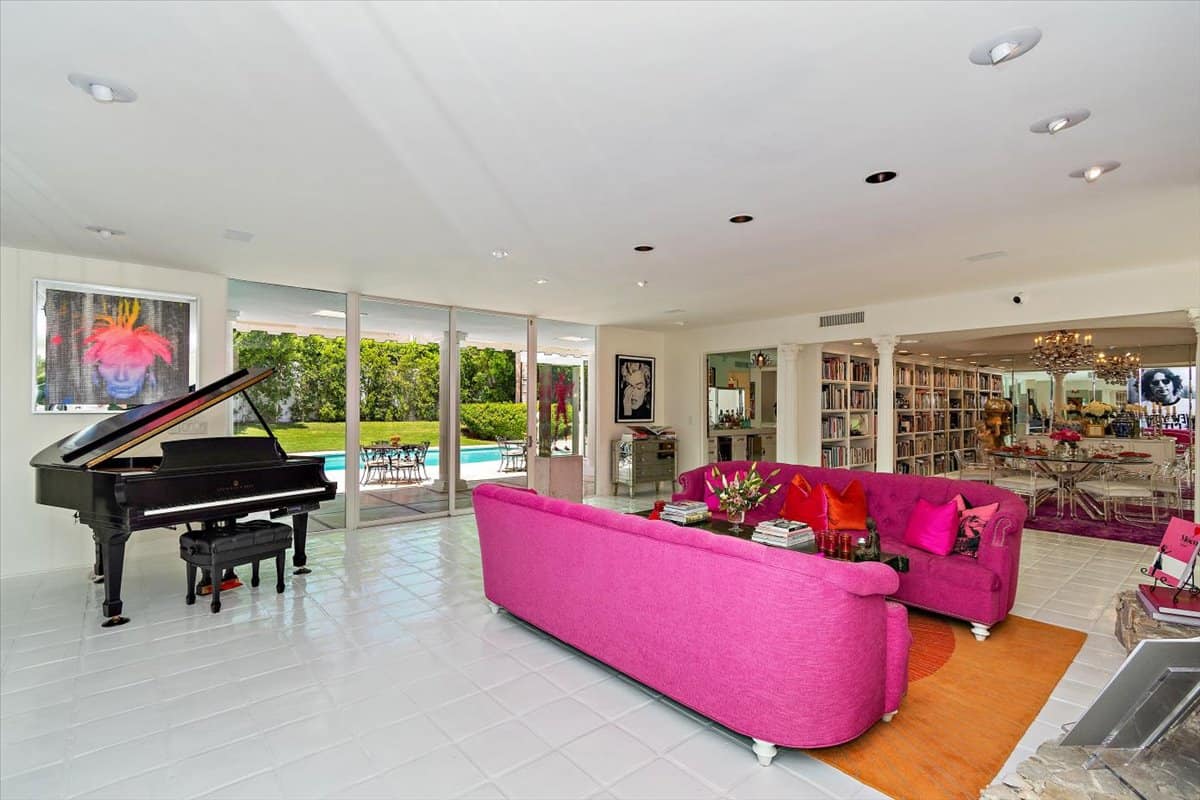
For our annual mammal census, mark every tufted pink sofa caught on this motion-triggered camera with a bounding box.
[474,483,911,765]
[675,462,1026,641]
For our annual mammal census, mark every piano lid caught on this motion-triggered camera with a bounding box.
[49,367,275,469]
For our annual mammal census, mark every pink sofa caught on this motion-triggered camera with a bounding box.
[675,462,1026,641]
[474,483,911,765]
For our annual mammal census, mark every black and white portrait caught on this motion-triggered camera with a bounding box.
[1139,367,1185,406]
[1130,366,1195,428]
[616,355,654,423]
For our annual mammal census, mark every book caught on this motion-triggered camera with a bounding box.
[1137,583,1200,619]
[755,519,808,534]
[752,530,814,549]
[1136,585,1200,627]
[1147,518,1200,589]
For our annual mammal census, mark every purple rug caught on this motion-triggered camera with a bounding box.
[1024,497,1169,547]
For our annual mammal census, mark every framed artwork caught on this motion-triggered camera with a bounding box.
[33,279,198,413]
[616,354,654,423]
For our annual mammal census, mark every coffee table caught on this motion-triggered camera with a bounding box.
[632,511,908,572]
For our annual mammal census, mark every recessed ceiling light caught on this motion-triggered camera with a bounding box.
[969,361,978,365]
[852,341,864,346]
[673,321,687,326]
[85,225,124,239]
[1071,161,1120,183]
[664,308,685,314]
[999,357,1014,362]
[634,245,655,252]
[969,352,988,356]
[919,353,930,356]
[535,278,549,285]
[965,250,1008,262]
[1030,109,1090,135]
[224,228,254,243]
[491,249,509,259]
[636,280,648,288]
[954,358,964,362]
[865,171,897,184]
[897,349,911,355]
[67,73,137,103]
[969,28,1042,66]
[729,215,754,224]
[557,335,590,343]
[900,339,920,344]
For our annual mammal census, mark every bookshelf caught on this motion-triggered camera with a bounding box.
[893,358,1005,476]
[820,350,877,470]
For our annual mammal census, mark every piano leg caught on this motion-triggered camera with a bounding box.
[90,535,105,584]
[292,512,312,575]
[95,529,131,627]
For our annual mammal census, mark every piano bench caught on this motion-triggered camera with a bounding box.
[180,521,293,614]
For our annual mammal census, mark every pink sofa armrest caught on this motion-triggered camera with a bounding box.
[673,467,707,501]
[883,601,910,713]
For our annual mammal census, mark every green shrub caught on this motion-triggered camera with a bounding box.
[461,403,526,440]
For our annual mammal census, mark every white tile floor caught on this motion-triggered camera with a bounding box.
[0,495,1157,800]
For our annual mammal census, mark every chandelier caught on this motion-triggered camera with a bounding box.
[1030,330,1094,375]
[1093,350,1141,384]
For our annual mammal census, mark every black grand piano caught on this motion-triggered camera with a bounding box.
[31,367,337,627]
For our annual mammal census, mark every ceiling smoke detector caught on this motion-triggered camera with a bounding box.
[491,249,509,259]
[969,28,1042,66]
[68,73,137,103]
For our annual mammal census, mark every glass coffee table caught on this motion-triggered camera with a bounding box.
[631,510,908,572]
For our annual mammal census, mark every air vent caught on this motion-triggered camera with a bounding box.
[819,311,865,328]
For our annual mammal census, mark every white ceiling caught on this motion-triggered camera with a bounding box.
[2,1,1198,329]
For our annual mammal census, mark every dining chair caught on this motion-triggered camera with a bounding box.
[991,458,1059,515]
[1074,466,1164,525]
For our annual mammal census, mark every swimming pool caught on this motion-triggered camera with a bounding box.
[309,445,501,472]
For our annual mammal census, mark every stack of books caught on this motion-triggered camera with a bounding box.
[1136,584,1200,628]
[752,519,814,548]
[660,501,710,525]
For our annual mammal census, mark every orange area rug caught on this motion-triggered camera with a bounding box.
[811,611,1086,800]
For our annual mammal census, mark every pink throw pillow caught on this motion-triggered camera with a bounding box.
[955,501,999,558]
[903,497,961,556]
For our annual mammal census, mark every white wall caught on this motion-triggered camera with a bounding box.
[665,261,1200,472]
[1,247,229,577]
[594,326,666,495]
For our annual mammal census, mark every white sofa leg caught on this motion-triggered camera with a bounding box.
[751,739,777,766]
[970,622,991,641]
[881,711,897,722]
[487,601,501,615]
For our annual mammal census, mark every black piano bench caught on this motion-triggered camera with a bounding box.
[180,521,293,613]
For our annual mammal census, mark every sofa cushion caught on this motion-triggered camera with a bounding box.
[955,502,999,558]
[780,474,829,530]
[824,480,868,530]
[902,497,960,556]
[884,539,1002,593]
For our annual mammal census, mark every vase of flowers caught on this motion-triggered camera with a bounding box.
[706,462,782,532]
[1081,401,1114,437]
[1049,427,1082,456]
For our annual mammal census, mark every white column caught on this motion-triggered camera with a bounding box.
[1053,373,1067,422]
[1188,308,1200,522]
[433,326,469,493]
[344,292,361,528]
[526,317,537,488]
[776,343,802,463]
[873,335,898,473]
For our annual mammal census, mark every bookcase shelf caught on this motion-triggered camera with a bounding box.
[893,358,1004,476]
[820,350,877,471]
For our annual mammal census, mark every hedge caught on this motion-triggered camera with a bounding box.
[460,403,527,440]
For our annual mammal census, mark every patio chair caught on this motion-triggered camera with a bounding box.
[392,444,422,482]
[413,441,430,480]
[361,445,391,484]
[497,438,527,472]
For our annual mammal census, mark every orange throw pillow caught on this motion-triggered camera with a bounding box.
[823,480,869,530]
[780,473,828,530]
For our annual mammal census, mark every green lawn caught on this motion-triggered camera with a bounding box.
[235,421,490,453]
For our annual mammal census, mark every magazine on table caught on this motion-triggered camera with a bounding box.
[1147,518,1200,589]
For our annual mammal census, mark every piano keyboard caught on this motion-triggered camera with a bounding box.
[143,487,328,517]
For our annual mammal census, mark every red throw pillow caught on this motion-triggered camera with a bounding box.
[781,474,828,530]
[823,480,868,530]
[902,497,961,556]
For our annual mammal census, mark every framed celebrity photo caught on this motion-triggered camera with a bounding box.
[615,354,654,423]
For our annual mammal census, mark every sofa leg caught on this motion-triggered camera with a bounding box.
[751,739,777,767]
[487,601,501,615]
[970,622,991,641]
[882,711,897,723]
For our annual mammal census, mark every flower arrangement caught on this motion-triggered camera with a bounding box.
[1049,428,1082,443]
[705,462,782,516]
[1081,400,1114,422]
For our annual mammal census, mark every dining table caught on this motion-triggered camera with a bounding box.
[986,448,1153,520]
